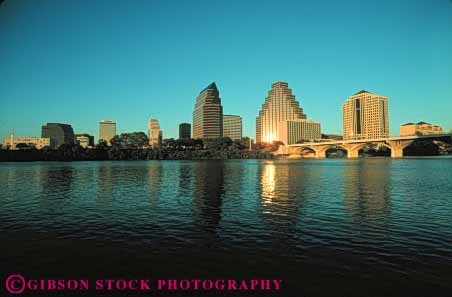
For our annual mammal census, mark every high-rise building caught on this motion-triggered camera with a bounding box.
[75,133,95,148]
[148,119,162,146]
[2,133,51,150]
[278,119,321,145]
[99,120,116,145]
[41,123,74,148]
[400,122,444,136]
[223,115,242,141]
[179,123,191,140]
[193,82,223,139]
[256,81,306,143]
[343,90,389,140]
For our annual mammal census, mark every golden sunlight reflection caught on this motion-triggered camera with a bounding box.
[261,163,276,204]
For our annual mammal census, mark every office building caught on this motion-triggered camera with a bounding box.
[400,122,444,136]
[343,90,389,140]
[41,123,74,148]
[148,119,162,146]
[278,119,321,145]
[2,134,51,149]
[99,120,116,145]
[179,123,191,140]
[76,133,95,148]
[193,82,223,139]
[256,81,306,143]
[223,115,242,141]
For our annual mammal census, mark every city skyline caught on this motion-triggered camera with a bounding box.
[0,0,451,139]
[0,80,451,144]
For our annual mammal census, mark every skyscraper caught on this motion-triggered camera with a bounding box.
[179,123,191,140]
[343,90,389,140]
[193,82,223,139]
[41,123,74,148]
[256,81,306,143]
[223,115,242,141]
[99,120,116,145]
[148,119,162,146]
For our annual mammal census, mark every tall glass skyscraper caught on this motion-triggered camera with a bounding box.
[193,82,223,139]
[256,82,306,143]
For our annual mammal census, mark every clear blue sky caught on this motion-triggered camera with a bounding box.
[1,0,451,140]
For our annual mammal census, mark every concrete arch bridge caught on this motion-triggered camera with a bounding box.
[275,134,451,158]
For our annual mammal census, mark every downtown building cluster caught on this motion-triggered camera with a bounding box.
[2,81,449,150]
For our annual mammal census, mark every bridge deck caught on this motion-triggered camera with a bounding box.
[288,134,452,147]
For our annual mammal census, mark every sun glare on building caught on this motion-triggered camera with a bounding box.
[264,134,274,143]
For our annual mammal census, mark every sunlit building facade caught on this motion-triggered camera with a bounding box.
[278,119,321,145]
[193,82,223,139]
[223,115,242,141]
[343,90,389,140]
[148,119,163,146]
[256,81,306,143]
[400,122,444,136]
[99,120,116,145]
[76,133,94,148]
[2,134,51,149]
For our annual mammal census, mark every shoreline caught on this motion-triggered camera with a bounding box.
[1,155,451,163]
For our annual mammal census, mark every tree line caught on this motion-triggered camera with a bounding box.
[0,132,276,162]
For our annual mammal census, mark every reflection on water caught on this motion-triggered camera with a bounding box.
[261,163,276,199]
[344,159,391,221]
[259,162,299,231]
[40,167,74,207]
[96,165,114,207]
[147,162,163,207]
[1,159,452,295]
[178,163,193,196]
[192,161,224,240]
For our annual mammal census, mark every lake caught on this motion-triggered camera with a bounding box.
[1,158,451,296]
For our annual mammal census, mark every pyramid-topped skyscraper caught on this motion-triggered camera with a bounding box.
[256,82,307,143]
[193,82,223,139]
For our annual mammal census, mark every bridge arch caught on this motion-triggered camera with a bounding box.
[289,144,350,158]
[290,146,317,157]
[341,141,392,158]
[323,145,348,158]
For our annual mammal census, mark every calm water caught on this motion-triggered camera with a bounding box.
[1,158,452,296]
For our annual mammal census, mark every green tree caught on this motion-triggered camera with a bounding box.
[96,139,109,150]
[111,132,149,149]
